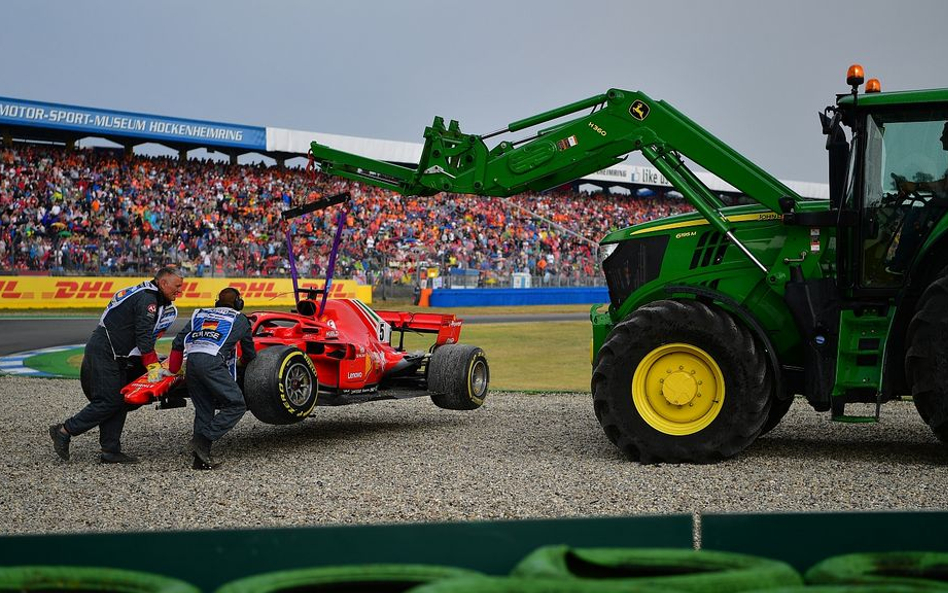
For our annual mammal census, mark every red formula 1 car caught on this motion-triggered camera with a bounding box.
[118,192,490,424]
[235,295,489,423]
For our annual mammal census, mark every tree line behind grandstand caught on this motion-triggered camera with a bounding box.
[0,143,693,293]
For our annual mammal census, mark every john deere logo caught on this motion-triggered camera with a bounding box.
[629,100,650,121]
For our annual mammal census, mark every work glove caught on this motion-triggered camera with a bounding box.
[146,362,171,383]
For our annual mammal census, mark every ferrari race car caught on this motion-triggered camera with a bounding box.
[120,295,489,424]
[114,191,490,424]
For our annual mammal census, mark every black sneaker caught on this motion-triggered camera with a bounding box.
[189,434,215,466]
[49,424,70,461]
[100,451,139,464]
[191,453,220,470]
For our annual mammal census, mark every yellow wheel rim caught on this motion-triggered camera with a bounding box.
[632,343,725,436]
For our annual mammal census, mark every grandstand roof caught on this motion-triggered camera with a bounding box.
[2,96,829,200]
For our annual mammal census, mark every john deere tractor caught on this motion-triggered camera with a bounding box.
[310,66,948,463]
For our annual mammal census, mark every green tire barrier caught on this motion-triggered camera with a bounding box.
[805,552,948,590]
[745,587,943,593]
[407,575,689,592]
[214,564,483,593]
[510,546,804,592]
[0,566,199,593]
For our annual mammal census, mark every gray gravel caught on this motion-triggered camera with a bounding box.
[2,375,947,536]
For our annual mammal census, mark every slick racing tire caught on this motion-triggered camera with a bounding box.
[905,266,948,444]
[213,564,482,593]
[427,344,489,410]
[510,546,803,591]
[243,346,318,425]
[0,566,199,593]
[592,299,772,463]
[805,552,948,589]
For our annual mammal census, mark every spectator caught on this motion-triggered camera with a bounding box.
[0,143,693,284]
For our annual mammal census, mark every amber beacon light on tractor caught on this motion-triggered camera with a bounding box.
[310,66,948,463]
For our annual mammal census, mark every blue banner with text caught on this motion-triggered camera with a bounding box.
[0,97,266,150]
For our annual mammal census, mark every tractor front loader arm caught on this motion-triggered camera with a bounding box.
[310,88,805,272]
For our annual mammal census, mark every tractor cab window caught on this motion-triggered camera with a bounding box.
[860,112,948,287]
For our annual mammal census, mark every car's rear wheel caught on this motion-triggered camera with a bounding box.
[428,344,489,410]
[244,346,318,424]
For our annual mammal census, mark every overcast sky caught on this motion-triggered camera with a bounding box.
[3,0,947,183]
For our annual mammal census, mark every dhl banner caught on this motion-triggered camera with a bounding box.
[0,276,372,309]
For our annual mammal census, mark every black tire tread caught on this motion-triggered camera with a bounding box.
[428,344,489,411]
[592,299,772,463]
[905,266,948,443]
[243,346,317,425]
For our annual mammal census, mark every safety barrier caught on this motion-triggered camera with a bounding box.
[428,287,609,307]
[2,512,948,591]
[0,276,372,309]
[0,515,691,592]
[701,511,948,575]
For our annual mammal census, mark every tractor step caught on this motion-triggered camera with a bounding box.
[830,398,881,423]
[831,414,878,423]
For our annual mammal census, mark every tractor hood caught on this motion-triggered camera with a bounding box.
[599,203,790,245]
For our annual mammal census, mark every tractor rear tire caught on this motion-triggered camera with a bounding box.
[905,267,948,443]
[592,299,772,463]
[759,392,795,436]
[243,346,318,425]
[428,344,489,410]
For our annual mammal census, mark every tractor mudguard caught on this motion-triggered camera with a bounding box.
[783,272,840,411]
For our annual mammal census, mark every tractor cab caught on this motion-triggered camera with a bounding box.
[828,68,948,292]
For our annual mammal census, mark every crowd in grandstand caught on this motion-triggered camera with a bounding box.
[0,143,691,287]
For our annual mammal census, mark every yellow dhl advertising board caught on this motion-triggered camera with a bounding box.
[0,276,372,309]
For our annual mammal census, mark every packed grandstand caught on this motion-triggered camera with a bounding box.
[0,142,694,290]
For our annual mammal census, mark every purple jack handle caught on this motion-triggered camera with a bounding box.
[279,191,351,313]
[320,202,351,317]
[285,225,300,307]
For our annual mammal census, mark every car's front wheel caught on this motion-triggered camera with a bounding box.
[244,346,318,424]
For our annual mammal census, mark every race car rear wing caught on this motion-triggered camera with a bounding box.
[376,310,464,348]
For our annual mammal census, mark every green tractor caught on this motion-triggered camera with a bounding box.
[310,65,948,463]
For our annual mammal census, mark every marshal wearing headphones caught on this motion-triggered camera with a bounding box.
[215,287,244,311]
[168,286,255,470]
